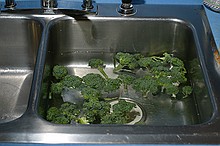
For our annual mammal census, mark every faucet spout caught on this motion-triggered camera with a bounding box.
[5,0,16,9]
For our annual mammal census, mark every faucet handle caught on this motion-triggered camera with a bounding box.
[82,0,93,10]
[118,0,136,16]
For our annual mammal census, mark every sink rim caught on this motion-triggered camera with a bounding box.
[0,4,220,144]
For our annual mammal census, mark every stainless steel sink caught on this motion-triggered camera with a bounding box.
[38,16,212,126]
[0,16,43,123]
[0,4,220,144]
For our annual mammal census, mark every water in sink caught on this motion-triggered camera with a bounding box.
[37,17,213,126]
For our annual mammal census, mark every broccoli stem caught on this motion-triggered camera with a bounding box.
[113,64,124,73]
[98,66,109,79]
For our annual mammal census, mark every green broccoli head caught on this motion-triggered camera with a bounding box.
[82,73,106,90]
[103,78,122,93]
[117,74,135,87]
[182,86,193,98]
[164,84,179,98]
[101,112,127,124]
[46,102,80,124]
[101,99,136,124]
[114,52,139,72]
[52,116,70,124]
[50,82,64,95]
[88,58,105,68]
[81,87,101,101]
[112,99,136,114]
[62,75,82,89]
[132,76,159,97]
[59,102,80,121]
[52,65,68,80]
[82,100,111,123]
[88,58,108,79]
[46,107,60,121]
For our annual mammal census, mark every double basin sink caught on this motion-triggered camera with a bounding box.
[0,4,220,144]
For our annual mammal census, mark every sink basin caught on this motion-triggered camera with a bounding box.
[38,16,212,126]
[0,16,43,123]
[0,4,220,144]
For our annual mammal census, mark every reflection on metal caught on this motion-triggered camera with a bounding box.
[0,4,219,144]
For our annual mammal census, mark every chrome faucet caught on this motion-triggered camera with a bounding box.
[5,0,16,9]
[42,0,57,9]
[118,0,136,16]
[82,0,94,10]
[42,0,96,13]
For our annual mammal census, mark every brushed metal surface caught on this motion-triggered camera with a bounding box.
[0,16,43,123]
[0,4,220,144]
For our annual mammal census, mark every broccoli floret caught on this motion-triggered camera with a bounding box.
[164,84,179,98]
[117,74,135,90]
[50,82,64,95]
[182,86,193,98]
[113,99,136,113]
[52,65,68,80]
[82,73,106,90]
[59,102,80,121]
[46,107,60,121]
[46,102,80,124]
[113,52,139,72]
[132,76,159,97]
[101,99,136,124]
[62,75,82,89]
[77,117,90,124]
[81,87,101,101]
[88,58,109,79]
[52,116,70,124]
[101,112,127,124]
[138,57,155,68]
[81,100,111,123]
[103,78,122,93]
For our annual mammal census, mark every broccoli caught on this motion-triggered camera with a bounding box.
[52,65,68,80]
[81,99,111,123]
[52,116,70,124]
[62,75,82,89]
[103,78,122,93]
[101,112,127,124]
[138,53,172,69]
[50,82,64,95]
[101,99,136,124]
[164,84,179,98]
[88,58,109,79]
[182,86,193,98]
[117,74,135,90]
[113,52,139,72]
[132,76,159,97]
[46,107,60,121]
[46,102,80,124]
[59,102,81,121]
[82,73,106,90]
[112,99,136,113]
[77,117,89,124]
[81,87,101,101]
[136,52,190,98]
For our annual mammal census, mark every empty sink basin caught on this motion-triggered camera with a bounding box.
[0,16,43,123]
